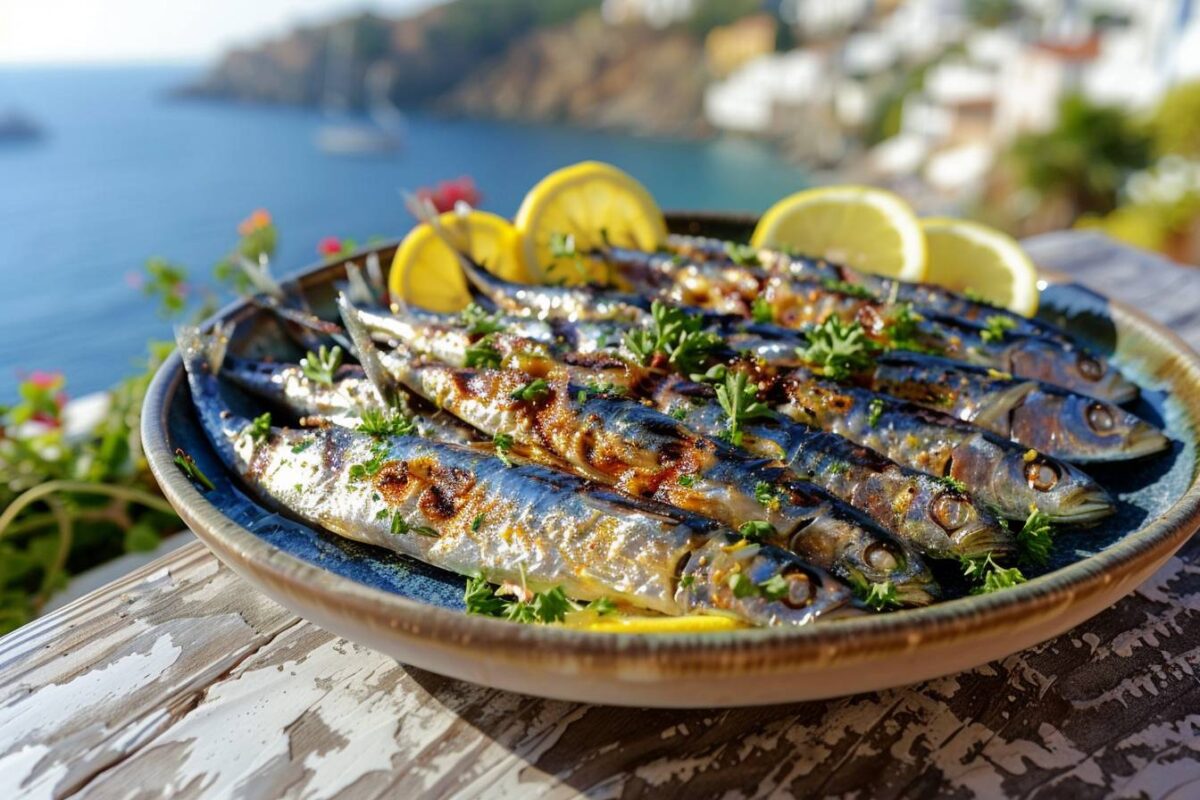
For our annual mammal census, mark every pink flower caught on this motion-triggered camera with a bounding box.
[27,371,63,390]
[318,237,344,257]
[416,176,482,214]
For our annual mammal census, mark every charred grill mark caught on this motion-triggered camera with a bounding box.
[419,465,476,521]
[375,461,413,505]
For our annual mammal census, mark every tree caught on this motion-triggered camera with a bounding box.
[1152,81,1200,158]
[1007,94,1151,217]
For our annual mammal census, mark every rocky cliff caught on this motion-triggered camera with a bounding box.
[179,2,709,138]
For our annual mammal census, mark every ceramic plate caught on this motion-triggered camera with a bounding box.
[142,213,1200,707]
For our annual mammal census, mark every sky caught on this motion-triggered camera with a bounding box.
[0,0,440,65]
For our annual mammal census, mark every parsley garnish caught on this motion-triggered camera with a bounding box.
[357,408,416,438]
[623,301,723,376]
[461,303,504,335]
[758,573,789,600]
[821,278,874,300]
[493,432,514,466]
[464,335,503,369]
[936,475,968,493]
[510,378,550,403]
[737,520,776,542]
[349,440,389,482]
[388,511,439,538]
[669,407,688,421]
[249,412,272,442]
[881,303,927,353]
[291,439,313,454]
[754,481,781,511]
[867,397,885,428]
[862,581,901,610]
[173,448,214,491]
[462,574,572,624]
[1017,505,1055,566]
[586,597,617,616]
[470,513,485,532]
[724,241,760,266]
[981,315,1017,344]
[677,474,696,487]
[300,345,343,386]
[795,317,875,380]
[716,371,771,447]
[728,573,757,598]
[962,553,1027,593]
[578,380,626,400]
[751,297,774,324]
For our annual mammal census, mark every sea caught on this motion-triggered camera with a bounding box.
[0,65,809,402]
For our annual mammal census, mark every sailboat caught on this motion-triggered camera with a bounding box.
[315,26,405,155]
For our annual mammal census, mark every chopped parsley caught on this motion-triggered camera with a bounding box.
[173,448,214,491]
[716,371,771,447]
[728,573,758,598]
[348,440,389,482]
[510,378,550,403]
[751,297,774,324]
[962,553,1027,594]
[669,407,688,421]
[795,317,875,380]
[862,581,901,611]
[737,520,777,543]
[679,574,696,589]
[463,574,572,624]
[980,315,1017,344]
[249,412,272,442]
[290,438,313,454]
[867,397,885,428]
[723,241,760,266]
[585,597,617,616]
[881,303,927,353]
[758,573,790,601]
[1017,505,1055,566]
[936,475,968,493]
[578,380,626,400]
[464,335,503,369]
[389,512,439,538]
[493,432,514,466]
[460,303,505,335]
[754,481,781,511]
[470,513,485,532]
[357,408,416,438]
[677,474,696,487]
[300,345,343,386]
[821,278,874,300]
[623,301,723,376]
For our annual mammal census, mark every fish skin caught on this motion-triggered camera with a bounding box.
[220,357,482,445]
[177,326,855,626]
[602,243,1138,403]
[773,367,1118,523]
[458,253,650,322]
[868,353,1168,462]
[358,302,1117,524]
[371,352,939,605]
[647,376,1018,559]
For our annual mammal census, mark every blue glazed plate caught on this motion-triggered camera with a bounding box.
[142,214,1200,707]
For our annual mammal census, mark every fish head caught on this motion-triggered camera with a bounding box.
[1012,390,1169,463]
[1006,340,1138,404]
[678,539,855,625]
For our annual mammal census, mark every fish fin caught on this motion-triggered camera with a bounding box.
[337,292,406,408]
[175,322,234,376]
[971,381,1038,430]
[343,261,379,306]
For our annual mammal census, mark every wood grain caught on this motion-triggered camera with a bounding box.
[2,234,1199,800]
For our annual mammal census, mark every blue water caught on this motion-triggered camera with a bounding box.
[0,65,809,401]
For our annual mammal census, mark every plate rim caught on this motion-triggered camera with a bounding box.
[141,216,1200,679]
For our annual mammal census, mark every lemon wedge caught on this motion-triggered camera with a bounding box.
[569,614,745,634]
[388,210,525,312]
[921,218,1039,316]
[751,185,927,281]
[515,161,667,284]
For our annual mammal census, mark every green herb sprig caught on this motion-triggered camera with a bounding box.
[716,371,771,447]
[357,408,417,438]
[795,317,875,380]
[623,301,723,376]
[300,345,343,386]
[981,315,1017,344]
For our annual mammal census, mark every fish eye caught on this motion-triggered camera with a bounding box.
[864,541,900,573]
[1086,402,1115,433]
[932,494,970,531]
[1025,460,1060,491]
[1077,354,1104,381]
[780,570,816,609]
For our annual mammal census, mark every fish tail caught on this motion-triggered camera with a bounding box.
[337,292,410,408]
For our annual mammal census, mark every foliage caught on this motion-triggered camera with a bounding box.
[1151,81,1200,159]
[686,0,764,37]
[1007,95,1151,217]
[0,210,285,635]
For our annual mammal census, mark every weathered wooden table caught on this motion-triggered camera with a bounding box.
[3,233,1199,799]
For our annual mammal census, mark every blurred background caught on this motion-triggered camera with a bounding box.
[1,0,1199,627]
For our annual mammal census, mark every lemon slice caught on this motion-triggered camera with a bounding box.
[921,218,1039,316]
[751,186,927,281]
[388,210,525,312]
[515,161,667,284]
[567,614,745,634]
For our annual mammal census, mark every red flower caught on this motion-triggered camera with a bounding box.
[416,176,481,214]
[318,237,344,257]
[27,371,63,390]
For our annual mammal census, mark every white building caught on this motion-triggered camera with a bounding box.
[601,0,695,28]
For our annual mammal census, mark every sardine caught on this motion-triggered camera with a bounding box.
[773,367,1119,523]
[340,299,938,604]
[178,325,854,626]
